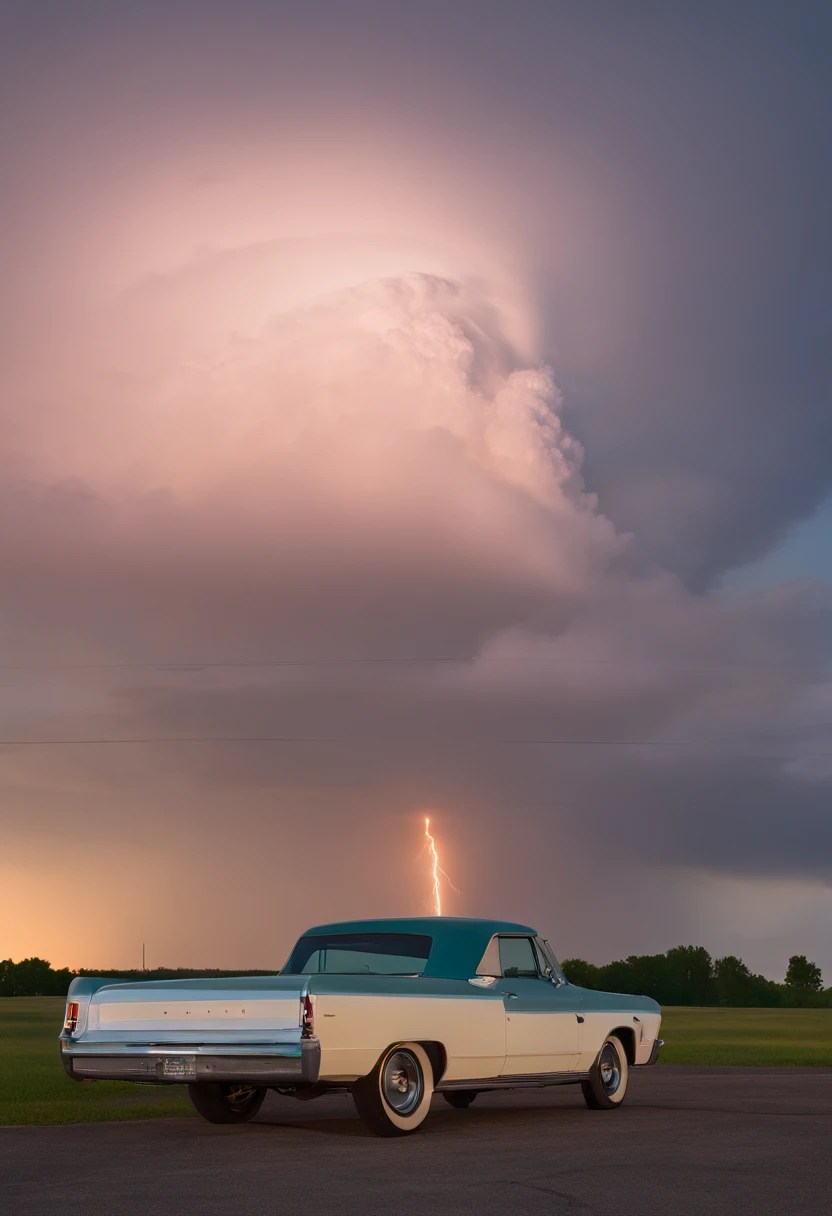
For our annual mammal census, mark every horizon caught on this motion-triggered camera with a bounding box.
[4,937,827,995]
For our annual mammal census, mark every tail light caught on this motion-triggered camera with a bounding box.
[301,994,315,1038]
[64,1002,79,1033]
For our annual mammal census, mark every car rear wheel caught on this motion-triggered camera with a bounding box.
[442,1090,477,1109]
[187,1082,267,1124]
[352,1042,434,1136]
[581,1035,628,1110]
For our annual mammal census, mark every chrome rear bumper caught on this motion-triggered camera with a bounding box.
[60,1037,320,1086]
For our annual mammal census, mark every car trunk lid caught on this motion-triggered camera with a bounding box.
[80,975,308,1044]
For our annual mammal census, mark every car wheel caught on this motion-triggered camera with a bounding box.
[442,1091,477,1109]
[581,1035,629,1110]
[187,1082,267,1124]
[352,1042,434,1136]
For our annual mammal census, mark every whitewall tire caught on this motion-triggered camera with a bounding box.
[581,1034,629,1110]
[352,1042,434,1136]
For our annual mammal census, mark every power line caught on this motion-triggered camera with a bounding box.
[0,733,829,755]
[0,655,825,675]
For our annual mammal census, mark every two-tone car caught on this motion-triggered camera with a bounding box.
[59,917,663,1136]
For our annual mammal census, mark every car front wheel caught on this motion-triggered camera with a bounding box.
[581,1035,629,1110]
[187,1082,267,1124]
[352,1042,434,1136]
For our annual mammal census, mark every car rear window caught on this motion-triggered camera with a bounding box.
[283,933,433,975]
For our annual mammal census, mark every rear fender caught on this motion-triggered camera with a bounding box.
[60,976,109,1042]
[417,1041,447,1086]
[363,1039,447,1085]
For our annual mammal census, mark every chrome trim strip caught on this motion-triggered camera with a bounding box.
[60,1038,303,1056]
[437,1070,588,1091]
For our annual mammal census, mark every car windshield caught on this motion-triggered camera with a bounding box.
[283,932,433,975]
[538,937,568,984]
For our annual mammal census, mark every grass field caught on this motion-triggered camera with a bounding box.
[0,998,194,1127]
[1,999,830,1126]
[656,1007,832,1067]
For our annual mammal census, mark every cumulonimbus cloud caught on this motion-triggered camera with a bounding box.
[1,265,624,658]
[2,257,829,886]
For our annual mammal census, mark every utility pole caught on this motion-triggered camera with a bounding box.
[142,943,146,971]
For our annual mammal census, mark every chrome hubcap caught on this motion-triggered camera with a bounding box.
[598,1042,621,1095]
[382,1050,423,1115]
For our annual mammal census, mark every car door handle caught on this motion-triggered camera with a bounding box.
[576,1015,584,1023]
[502,991,518,999]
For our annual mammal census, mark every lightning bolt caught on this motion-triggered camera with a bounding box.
[423,816,461,916]
[425,817,442,916]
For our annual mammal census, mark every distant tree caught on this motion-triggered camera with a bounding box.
[664,945,714,1005]
[12,957,56,996]
[0,959,15,997]
[713,955,752,1006]
[51,967,75,996]
[785,955,822,991]
[560,958,600,989]
[599,953,669,1003]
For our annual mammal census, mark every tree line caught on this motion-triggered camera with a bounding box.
[1,948,828,1006]
[0,958,279,998]
[560,947,829,1007]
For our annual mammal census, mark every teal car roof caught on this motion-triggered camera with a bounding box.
[298,917,538,979]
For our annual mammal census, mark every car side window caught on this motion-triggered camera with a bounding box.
[498,936,539,978]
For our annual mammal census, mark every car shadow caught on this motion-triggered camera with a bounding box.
[249,1092,589,1139]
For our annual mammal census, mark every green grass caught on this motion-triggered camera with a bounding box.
[1,1000,829,1127]
[0,998,195,1127]
[659,1006,832,1066]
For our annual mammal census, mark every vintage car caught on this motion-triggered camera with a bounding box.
[59,917,663,1136]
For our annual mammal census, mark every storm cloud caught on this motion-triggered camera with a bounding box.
[1,0,830,976]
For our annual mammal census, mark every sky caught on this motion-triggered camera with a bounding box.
[1,0,831,979]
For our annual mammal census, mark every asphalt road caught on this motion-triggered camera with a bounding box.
[2,1067,830,1216]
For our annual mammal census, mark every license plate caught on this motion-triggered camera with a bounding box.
[161,1056,196,1078]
